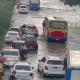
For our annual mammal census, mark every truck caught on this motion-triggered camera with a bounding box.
[29,0,40,10]
[66,50,80,80]
[42,17,68,42]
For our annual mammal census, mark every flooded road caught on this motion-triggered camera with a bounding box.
[4,0,80,80]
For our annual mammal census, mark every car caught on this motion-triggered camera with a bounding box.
[20,24,38,37]
[5,31,20,42]
[22,35,38,50]
[9,27,21,35]
[12,40,28,54]
[11,61,34,80]
[1,49,20,67]
[12,40,28,51]
[38,56,65,77]
[25,24,38,37]
[12,40,28,61]
[18,4,29,13]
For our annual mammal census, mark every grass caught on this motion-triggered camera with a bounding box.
[0,0,16,49]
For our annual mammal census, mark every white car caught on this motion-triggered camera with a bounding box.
[11,61,34,80]
[38,56,65,77]
[5,31,20,42]
[2,49,20,67]
[18,4,29,13]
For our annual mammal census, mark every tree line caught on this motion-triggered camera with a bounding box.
[61,0,80,6]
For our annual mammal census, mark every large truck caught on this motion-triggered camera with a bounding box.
[29,0,40,10]
[66,50,80,80]
[42,17,68,42]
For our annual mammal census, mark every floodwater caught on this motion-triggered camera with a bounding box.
[4,0,80,80]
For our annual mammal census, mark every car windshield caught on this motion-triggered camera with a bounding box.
[8,33,18,36]
[12,43,25,49]
[20,6,26,8]
[25,35,36,41]
[27,26,36,29]
[2,51,18,56]
[47,60,64,65]
[15,65,31,71]
[10,28,19,32]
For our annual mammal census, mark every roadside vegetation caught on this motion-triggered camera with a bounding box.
[60,0,80,6]
[0,0,16,49]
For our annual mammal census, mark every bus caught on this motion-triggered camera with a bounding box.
[42,17,68,42]
[29,0,40,10]
[66,50,80,80]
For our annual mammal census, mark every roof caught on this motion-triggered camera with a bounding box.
[7,31,18,33]
[19,4,27,6]
[25,35,35,37]
[3,49,19,52]
[26,24,35,26]
[46,56,63,61]
[15,61,30,66]
[46,17,66,21]
[69,50,80,68]
[12,40,25,43]
[10,27,20,29]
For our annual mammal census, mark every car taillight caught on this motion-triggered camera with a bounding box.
[45,66,48,70]
[17,57,20,61]
[12,45,16,49]
[30,73,33,76]
[63,66,66,70]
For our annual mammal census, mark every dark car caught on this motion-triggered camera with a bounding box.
[12,40,28,52]
[22,35,38,50]
[20,24,38,37]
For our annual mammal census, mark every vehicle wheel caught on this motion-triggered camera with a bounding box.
[38,65,40,72]
[42,70,46,77]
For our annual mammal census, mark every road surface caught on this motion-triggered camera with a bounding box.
[4,0,80,80]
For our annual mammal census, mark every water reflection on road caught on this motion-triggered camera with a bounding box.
[4,0,80,80]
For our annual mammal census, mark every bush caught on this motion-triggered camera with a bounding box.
[0,0,16,49]
[63,0,80,6]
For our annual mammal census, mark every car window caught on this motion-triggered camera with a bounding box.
[15,65,31,71]
[27,26,36,29]
[20,6,26,8]
[41,57,46,63]
[3,51,18,56]
[47,60,64,65]
[10,28,19,32]
[8,33,18,36]
[25,36,36,42]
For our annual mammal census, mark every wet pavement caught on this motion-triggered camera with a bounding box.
[4,0,80,80]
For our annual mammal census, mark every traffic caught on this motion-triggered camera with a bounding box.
[0,0,80,80]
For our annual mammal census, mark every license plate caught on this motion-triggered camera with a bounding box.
[56,38,59,40]
[53,67,58,69]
